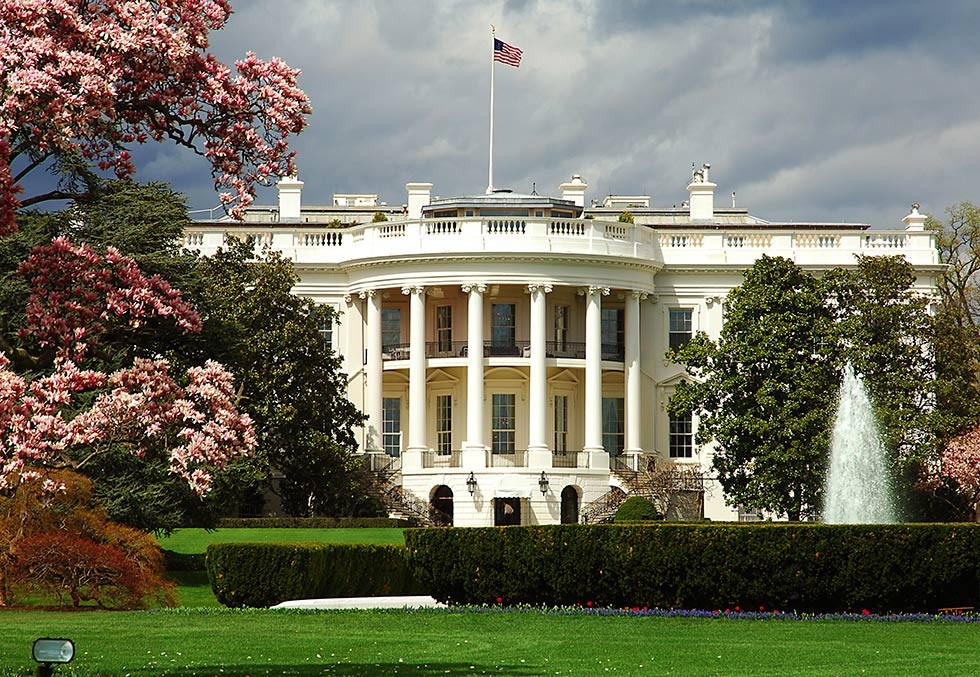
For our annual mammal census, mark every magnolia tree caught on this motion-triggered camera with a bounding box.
[0,1,309,500]
[923,427,980,521]
[0,0,312,235]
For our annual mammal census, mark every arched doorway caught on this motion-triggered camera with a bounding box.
[431,485,454,526]
[560,486,580,524]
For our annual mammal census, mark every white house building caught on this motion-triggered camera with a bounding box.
[183,165,941,526]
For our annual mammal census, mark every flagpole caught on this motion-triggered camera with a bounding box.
[486,24,495,195]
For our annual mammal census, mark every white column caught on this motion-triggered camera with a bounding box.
[361,290,383,452]
[583,285,609,467]
[403,286,427,465]
[527,283,552,468]
[625,290,647,454]
[462,283,487,468]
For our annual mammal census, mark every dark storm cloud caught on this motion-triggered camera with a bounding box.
[136,0,980,230]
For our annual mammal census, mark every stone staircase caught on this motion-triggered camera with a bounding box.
[580,456,707,524]
[356,454,451,527]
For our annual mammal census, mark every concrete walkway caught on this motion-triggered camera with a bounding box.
[271,595,445,610]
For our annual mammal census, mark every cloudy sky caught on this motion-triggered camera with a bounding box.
[148,0,980,228]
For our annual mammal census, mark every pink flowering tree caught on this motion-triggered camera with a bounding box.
[0,353,255,496]
[922,427,980,521]
[0,0,312,235]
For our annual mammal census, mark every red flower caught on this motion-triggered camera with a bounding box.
[586,600,593,607]
[734,606,741,612]
[495,596,503,604]
[759,606,765,612]
[862,609,870,616]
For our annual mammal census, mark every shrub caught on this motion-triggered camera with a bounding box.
[618,211,634,224]
[207,542,424,607]
[214,516,407,528]
[614,496,661,522]
[12,532,174,608]
[405,524,980,613]
[372,211,388,222]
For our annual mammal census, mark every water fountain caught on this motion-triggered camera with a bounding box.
[823,363,896,523]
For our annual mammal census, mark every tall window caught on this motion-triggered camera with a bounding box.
[491,303,516,347]
[382,308,401,349]
[436,394,452,454]
[436,305,453,353]
[601,307,624,359]
[382,397,401,457]
[317,312,333,350]
[491,393,516,453]
[669,414,693,458]
[554,305,569,351]
[669,308,693,351]
[601,397,624,456]
[554,395,568,453]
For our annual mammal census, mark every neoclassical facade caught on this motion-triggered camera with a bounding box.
[184,167,941,526]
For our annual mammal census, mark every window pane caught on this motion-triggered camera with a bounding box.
[382,308,401,349]
[554,395,568,452]
[669,308,693,351]
[554,306,568,350]
[492,393,516,453]
[491,304,516,345]
[437,306,452,352]
[382,397,401,457]
[436,394,452,454]
[669,414,693,458]
[601,397,624,456]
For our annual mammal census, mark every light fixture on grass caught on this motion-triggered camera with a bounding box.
[33,638,74,677]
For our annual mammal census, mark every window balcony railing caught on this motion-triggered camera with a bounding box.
[487,450,528,467]
[421,450,463,468]
[381,340,625,362]
[552,451,590,468]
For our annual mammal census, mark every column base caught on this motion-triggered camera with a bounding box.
[527,446,552,469]
[402,449,425,471]
[461,444,487,469]
[585,448,609,470]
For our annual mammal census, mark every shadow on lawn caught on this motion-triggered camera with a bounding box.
[162,662,542,675]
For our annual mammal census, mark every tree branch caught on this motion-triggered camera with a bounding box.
[19,189,90,208]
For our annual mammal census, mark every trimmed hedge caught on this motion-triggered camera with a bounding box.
[215,517,407,529]
[614,496,661,522]
[207,542,424,608]
[405,524,980,613]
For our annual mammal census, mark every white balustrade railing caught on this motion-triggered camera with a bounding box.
[181,218,935,267]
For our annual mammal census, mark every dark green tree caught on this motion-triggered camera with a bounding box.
[190,241,371,517]
[668,256,839,520]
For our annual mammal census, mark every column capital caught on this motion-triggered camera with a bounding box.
[705,295,722,307]
[343,294,353,304]
[358,289,377,300]
[461,283,488,294]
[401,285,426,297]
[578,286,610,297]
[526,283,553,295]
[630,290,649,301]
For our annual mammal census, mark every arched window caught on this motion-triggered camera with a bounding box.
[560,486,580,524]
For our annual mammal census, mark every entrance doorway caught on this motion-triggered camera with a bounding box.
[493,497,521,526]
[431,485,454,526]
[560,486,580,524]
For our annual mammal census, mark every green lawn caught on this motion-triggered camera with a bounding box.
[159,527,406,554]
[2,607,980,675]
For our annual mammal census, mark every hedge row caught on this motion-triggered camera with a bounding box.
[206,543,424,607]
[215,517,407,529]
[405,524,980,613]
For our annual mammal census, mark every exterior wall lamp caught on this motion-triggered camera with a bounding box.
[466,472,477,495]
[538,471,549,495]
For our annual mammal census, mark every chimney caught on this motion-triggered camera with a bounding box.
[406,182,433,219]
[687,163,716,221]
[902,203,926,231]
[559,174,588,207]
[277,175,304,222]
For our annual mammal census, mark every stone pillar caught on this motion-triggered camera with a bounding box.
[462,283,487,469]
[527,283,553,468]
[625,290,647,454]
[403,286,427,467]
[583,285,609,468]
[361,290,383,452]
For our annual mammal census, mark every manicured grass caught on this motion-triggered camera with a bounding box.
[1,607,980,675]
[159,527,406,555]
[167,571,220,608]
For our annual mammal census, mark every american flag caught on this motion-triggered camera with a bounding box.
[493,38,523,67]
